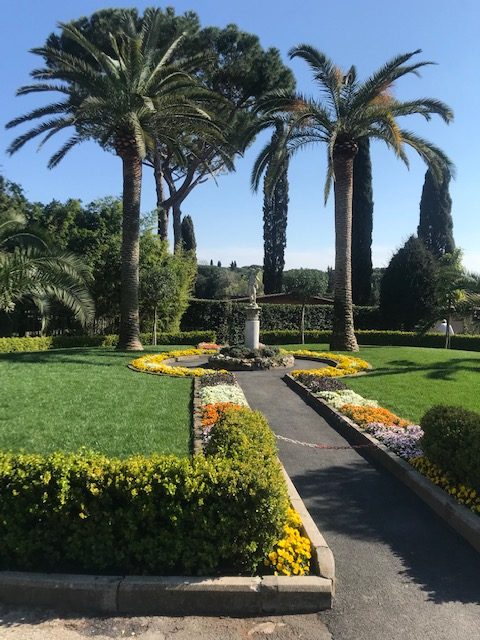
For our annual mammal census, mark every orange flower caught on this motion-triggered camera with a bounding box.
[200,403,243,427]
[340,404,410,429]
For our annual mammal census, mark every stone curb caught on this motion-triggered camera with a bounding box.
[284,374,480,554]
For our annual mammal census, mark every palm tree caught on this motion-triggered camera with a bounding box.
[252,47,453,350]
[0,210,94,329]
[6,9,221,350]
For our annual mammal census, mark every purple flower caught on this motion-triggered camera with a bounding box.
[366,423,424,460]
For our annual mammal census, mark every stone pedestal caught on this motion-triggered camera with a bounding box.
[245,304,260,350]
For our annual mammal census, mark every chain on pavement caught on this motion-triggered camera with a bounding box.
[275,433,375,450]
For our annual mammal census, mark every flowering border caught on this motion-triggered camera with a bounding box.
[285,373,480,553]
[289,350,371,378]
[129,348,220,378]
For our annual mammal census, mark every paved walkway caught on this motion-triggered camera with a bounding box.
[236,364,480,640]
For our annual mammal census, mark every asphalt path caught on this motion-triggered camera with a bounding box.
[236,363,480,640]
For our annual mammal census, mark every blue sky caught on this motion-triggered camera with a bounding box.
[1,0,479,271]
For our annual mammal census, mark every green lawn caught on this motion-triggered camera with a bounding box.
[283,344,480,424]
[0,346,192,457]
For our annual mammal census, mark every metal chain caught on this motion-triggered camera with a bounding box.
[275,434,375,450]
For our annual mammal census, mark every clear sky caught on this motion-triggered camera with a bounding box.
[1,0,479,271]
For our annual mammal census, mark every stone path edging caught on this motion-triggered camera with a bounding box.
[284,373,480,554]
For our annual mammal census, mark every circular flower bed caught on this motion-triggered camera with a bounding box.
[208,345,294,371]
[130,348,218,377]
[290,350,370,378]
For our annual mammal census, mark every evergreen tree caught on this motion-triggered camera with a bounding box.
[210,259,214,266]
[352,137,373,305]
[180,215,196,252]
[379,236,439,331]
[259,123,290,294]
[418,168,455,258]
[326,267,335,296]
[263,168,289,294]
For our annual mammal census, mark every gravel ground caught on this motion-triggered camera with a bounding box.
[0,606,332,639]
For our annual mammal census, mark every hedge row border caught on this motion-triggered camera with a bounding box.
[0,381,334,616]
[284,374,480,555]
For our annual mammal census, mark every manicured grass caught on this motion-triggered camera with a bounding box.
[283,343,480,424]
[0,346,192,457]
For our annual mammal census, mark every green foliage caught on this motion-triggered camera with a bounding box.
[0,209,94,327]
[418,168,455,259]
[283,269,328,299]
[261,329,480,351]
[380,236,439,330]
[0,331,216,353]
[421,406,480,488]
[139,233,196,333]
[352,137,373,305]
[0,411,288,575]
[182,299,379,343]
[219,344,279,359]
[180,215,197,252]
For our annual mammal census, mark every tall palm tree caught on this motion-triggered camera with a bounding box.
[252,47,453,350]
[0,210,94,329]
[6,9,221,350]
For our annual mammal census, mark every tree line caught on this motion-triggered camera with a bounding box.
[4,6,459,350]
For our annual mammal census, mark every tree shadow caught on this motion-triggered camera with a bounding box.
[290,458,480,605]
[363,357,480,382]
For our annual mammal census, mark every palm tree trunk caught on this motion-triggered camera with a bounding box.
[153,147,169,240]
[330,147,359,352]
[117,153,143,351]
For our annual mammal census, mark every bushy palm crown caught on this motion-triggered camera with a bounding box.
[251,46,454,197]
[0,211,94,325]
[6,9,223,166]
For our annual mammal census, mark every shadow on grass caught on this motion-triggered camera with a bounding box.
[363,357,480,381]
[0,348,175,368]
[290,457,480,605]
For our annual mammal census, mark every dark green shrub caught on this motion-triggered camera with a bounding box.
[205,408,279,462]
[0,331,216,354]
[421,405,480,488]
[0,433,288,575]
[260,329,480,352]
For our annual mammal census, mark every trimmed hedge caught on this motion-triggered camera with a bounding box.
[260,329,480,351]
[0,331,216,354]
[181,299,379,343]
[421,406,480,489]
[0,411,288,576]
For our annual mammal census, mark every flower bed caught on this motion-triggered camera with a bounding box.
[195,373,312,575]
[130,348,217,377]
[290,351,370,378]
[291,371,480,517]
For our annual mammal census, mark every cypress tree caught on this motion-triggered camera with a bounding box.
[379,236,439,331]
[180,214,196,252]
[351,137,373,305]
[263,125,289,295]
[418,168,455,258]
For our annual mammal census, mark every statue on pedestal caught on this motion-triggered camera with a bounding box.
[247,269,260,307]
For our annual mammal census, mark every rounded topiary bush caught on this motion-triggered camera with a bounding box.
[421,405,480,488]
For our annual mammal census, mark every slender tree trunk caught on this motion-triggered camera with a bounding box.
[117,153,143,351]
[153,147,169,240]
[330,144,359,352]
[173,202,182,253]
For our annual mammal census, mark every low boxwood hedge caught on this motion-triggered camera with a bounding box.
[260,329,480,351]
[421,406,480,489]
[0,331,216,354]
[0,409,288,576]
